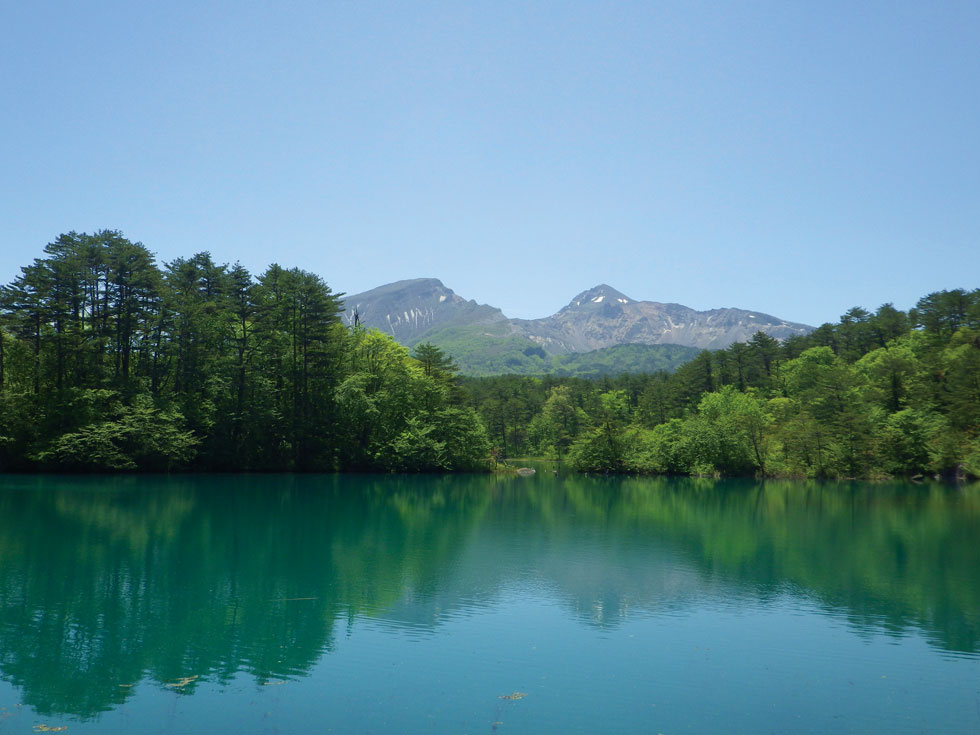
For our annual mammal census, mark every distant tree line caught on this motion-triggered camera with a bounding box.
[464,292,980,480]
[0,231,489,472]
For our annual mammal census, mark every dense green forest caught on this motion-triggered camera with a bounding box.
[411,321,699,376]
[463,291,980,480]
[2,231,978,479]
[0,231,488,472]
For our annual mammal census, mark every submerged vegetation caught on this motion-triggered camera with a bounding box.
[1,230,977,479]
[0,231,488,472]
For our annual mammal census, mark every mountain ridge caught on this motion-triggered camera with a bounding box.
[341,279,813,374]
[341,278,506,344]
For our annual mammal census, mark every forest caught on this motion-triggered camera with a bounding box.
[0,231,488,472]
[464,289,980,479]
[1,230,978,479]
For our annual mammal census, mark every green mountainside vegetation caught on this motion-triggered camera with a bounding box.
[418,322,699,376]
[0,231,488,472]
[1,231,978,480]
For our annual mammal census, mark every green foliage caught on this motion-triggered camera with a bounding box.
[384,416,448,472]
[694,387,772,474]
[549,344,700,377]
[2,232,976,479]
[0,233,490,473]
[382,407,490,472]
[418,323,699,376]
[876,408,939,476]
[412,342,459,379]
[639,420,690,474]
[465,291,980,480]
[963,438,980,479]
[34,395,198,471]
[415,323,549,375]
[568,424,626,473]
[537,386,589,460]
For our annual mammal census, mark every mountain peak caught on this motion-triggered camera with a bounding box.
[343,277,813,359]
[345,277,454,304]
[341,278,506,342]
[373,277,448,294]
[567,284,634,308]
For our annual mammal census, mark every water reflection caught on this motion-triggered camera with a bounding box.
[0,474,977,719]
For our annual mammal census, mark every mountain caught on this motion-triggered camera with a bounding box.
[341,279,812,375]
[511,284,813,352]
[341,278,506,345]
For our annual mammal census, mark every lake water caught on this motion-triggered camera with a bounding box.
[0,474,977,734]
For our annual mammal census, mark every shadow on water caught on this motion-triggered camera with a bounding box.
[0,473,977,718]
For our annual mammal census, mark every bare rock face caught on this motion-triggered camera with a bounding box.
[342,278,506,345]
[510,284,812,353]
[343,280,811,352]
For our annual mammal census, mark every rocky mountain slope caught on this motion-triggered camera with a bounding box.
[341,278,506,344]
[512,284,813,352]
[341,279,812,374]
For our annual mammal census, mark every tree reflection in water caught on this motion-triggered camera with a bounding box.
[0,474,976,718]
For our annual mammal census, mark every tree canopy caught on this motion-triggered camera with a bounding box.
[3,232,977,480]
[0,231,489,472]
[462,292,980,480]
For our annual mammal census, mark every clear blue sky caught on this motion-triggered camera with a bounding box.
[2,1,978,326]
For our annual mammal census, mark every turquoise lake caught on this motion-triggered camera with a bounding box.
[0,474,977,733]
